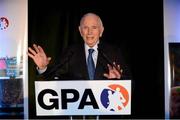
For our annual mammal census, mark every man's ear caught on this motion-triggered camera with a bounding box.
[100,26,104,37]
[79,26,82,36]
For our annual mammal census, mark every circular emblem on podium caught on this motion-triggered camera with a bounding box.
[100,84,129,111]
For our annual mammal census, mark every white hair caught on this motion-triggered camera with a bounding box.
[79,13,104,28]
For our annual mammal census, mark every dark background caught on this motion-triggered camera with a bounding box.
[28,0,164,119]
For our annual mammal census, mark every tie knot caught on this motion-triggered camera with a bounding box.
[88,49,94,54]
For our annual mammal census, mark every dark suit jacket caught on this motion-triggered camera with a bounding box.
[38,41,131,81]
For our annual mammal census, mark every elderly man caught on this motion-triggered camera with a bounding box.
[28,12,131,119]
[28,13,130,81]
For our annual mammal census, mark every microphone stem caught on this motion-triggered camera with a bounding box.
[100,51,120,73]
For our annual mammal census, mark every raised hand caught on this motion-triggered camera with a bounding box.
[28,44,51,70]
[103,62,123,79]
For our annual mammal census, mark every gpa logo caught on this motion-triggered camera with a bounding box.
[0,17,9,30]
[100,84,129,111]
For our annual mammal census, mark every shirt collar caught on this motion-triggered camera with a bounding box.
[84,41,99,53]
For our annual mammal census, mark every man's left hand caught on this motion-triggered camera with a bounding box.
[103,62,123,79]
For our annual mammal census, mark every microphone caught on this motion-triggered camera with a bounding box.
[46,50,74,78]
[98,43,121,73]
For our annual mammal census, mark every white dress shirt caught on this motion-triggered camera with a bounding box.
[84,42,99,67]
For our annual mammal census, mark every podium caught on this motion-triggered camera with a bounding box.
[35,80,131,116]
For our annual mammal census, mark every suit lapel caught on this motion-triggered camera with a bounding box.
[75,42,108,80]
[94,51,107,80]
[76,44,89,79]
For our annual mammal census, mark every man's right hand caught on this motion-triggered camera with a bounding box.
[28,44,51,70]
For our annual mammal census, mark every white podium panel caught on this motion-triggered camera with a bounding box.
[35,80,131,116]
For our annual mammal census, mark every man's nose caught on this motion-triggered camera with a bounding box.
[87,28,92,35]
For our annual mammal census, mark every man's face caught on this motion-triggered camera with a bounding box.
[79,15,104,47]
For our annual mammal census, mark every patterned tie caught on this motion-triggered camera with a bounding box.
[87,49,95,80]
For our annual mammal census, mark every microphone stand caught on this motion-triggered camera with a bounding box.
[45,51,74,78]
[96,115,99,120]
[98,47,121,73]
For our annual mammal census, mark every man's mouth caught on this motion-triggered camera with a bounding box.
[87,37,94,39]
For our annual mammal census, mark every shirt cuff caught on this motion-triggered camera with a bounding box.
[37,67,47,74]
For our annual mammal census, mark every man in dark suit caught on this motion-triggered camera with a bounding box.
[28,13,131,119]
[28,13,130,80]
